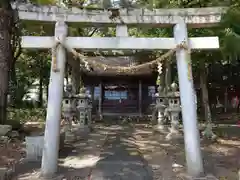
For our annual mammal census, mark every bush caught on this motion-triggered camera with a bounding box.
[7,108,46,126]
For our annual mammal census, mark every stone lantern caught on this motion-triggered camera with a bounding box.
[165,83,182,140]
[62,84,76,131]
[155,85,167,131]
[76,87,89,128]
[87,94,93,127]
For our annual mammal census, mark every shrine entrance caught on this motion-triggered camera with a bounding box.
[103,83,136,114]
[84,74,156,116]
[15,2,224,179]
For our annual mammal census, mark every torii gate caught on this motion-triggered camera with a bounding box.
[14,3,225,178]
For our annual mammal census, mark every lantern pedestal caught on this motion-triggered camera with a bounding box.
[165,83,182,140]
[62,84,78,134]
[64,124,90,143]
[154,111,168,133]
[73,124,90,140]
[75,89,91,138]
[154,90,168,133]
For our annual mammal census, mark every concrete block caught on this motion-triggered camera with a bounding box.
[25,136,44,161]
[25,131,65,162]
[0,167,13,180]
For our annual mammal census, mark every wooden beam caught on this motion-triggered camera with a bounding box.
[21,36,219,50]
[12,3,226,28]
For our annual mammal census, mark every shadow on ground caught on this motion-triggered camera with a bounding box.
[12,123,154,180]
[11,122,240,180]
[88,124,153,180]
[131,124,240,179]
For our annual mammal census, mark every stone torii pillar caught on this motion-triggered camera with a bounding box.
[174,20,203,177]
[41,21,68,178]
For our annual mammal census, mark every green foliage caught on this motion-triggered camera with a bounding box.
[6,0,240,110]
[221,4,240,56]
[9,50,51,106]
[3,108,46,130]
[0,0,13,9]
[8,108,46,123]
[30,0,57,5]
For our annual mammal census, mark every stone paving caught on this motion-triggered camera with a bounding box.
[90,125,153,180]
[11,123,222,180]
[63,124,153,180]
[13,124,153,180]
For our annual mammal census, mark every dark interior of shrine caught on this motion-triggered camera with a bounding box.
[82,73,158,116]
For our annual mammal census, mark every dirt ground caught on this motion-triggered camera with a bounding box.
[0,139,25,168]
[132,124,240,179]
[1,123,240,179]
[0,121,64,169]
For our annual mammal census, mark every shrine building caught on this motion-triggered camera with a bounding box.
[82,56,158,117]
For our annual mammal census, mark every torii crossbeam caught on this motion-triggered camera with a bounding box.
[21,36,219,50]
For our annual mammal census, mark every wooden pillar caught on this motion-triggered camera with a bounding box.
[90,86,94,101]
[41,21,67,177]
[174,20,203,177]
[139,80,142,116]
[71,57,80,94]
[99,81,102,116]
[224,87,228,112]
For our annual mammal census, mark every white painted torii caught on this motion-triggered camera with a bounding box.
[22,36,218,50]
[21,24,219,178]
[17,4,221,178]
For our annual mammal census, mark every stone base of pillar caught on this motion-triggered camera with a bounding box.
[165,129,182,140]
[25,130,65,162]
[27,173,65,180]
[73,125,90,140]
[181,174,217,180]
[65,124,90,142]
[59,130,65,148]
[65,130,76,143]
[88,124,94,131]
[153,124,168,134]
[201,124,217,141]
[0,167,13,180]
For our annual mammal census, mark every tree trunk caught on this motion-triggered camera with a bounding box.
[0,5,13,124]
[46,85,49,101]
[199,60,216,139]
[39,74,43,107]
[9,62,17,106]
[160,65,165,89]
[38,56,43,107]
[69,57,80,94]
[72,67,80,94]
[224,87,228,113]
